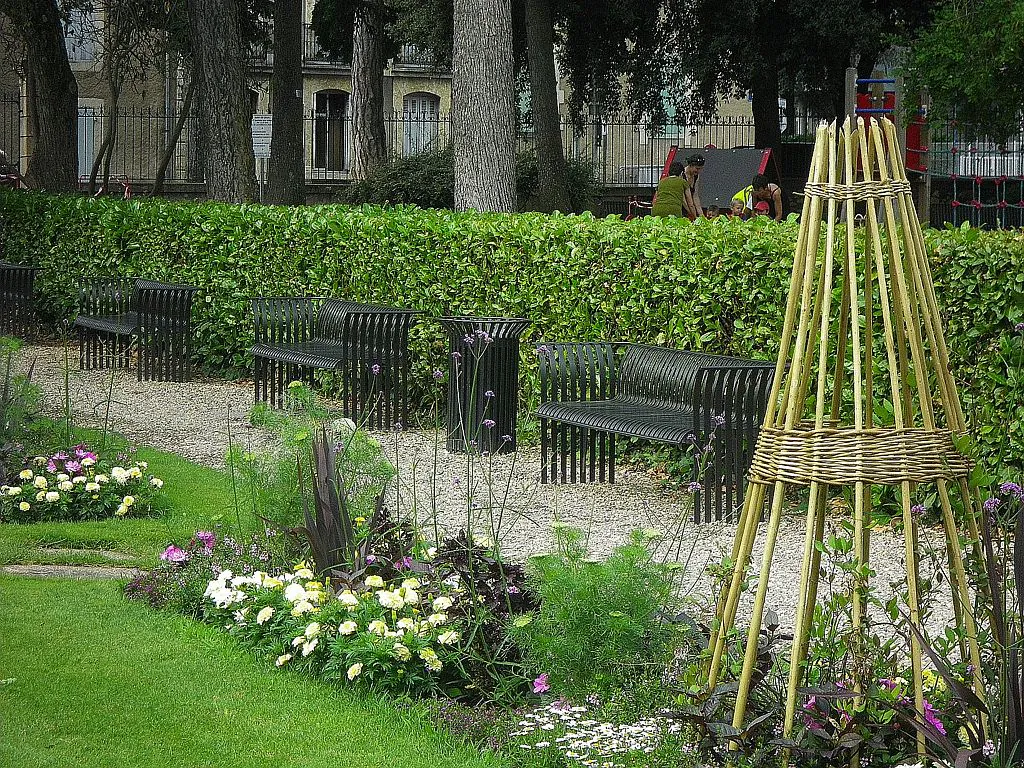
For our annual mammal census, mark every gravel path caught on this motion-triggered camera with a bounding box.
[12,344,959,631]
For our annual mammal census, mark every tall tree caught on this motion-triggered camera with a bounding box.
[311,0,396,180]
[452,0,517,211]
[186,0,258,202]
[908,0,1024,143]
[0,0,78,191]
[523,0,570,212]
[267,0,305,204]
[351,0,388,177]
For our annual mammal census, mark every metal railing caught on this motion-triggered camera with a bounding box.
[249,25,352,68]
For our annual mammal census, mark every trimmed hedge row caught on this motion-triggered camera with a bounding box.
[0,190,1020,468]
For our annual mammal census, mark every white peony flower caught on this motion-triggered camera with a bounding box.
[301,639,318,657]
[338,620,358,635]
[58,481,73,492]
[275,654,292,667]
[438,630,460,645]
[338,590,360,608]
[44,491,60,503]
[304,622,321,638]
[56,473,70,482]
[401,587,420,605]
[150,478,164,489]
[365,575,385,589]
[33,476,47,489]
[256,606,275,625]
[396,618,416,631]
[376,590,405,610]
[368,620,388,636]
[432,596,453,612]
[19,469,33,480]
[283,583,308,603]
[85,482,100,492]
[18,502,30,512]
[401,578,421,590]
[290,601,315,617]
[427,613,448,626]
[346,662,363,680]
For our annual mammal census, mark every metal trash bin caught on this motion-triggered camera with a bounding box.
[439,316,530,454]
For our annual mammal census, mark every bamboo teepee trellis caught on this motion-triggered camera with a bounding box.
[706,117,987,758]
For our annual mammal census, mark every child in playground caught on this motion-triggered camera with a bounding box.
[706,205,721,218]
[733,174,784,221]
[730,199,746,218]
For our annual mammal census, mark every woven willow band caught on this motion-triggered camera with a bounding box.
[803,180,913,201]
[749,424,972,486]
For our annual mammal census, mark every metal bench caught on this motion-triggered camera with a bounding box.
[251,297,419,430]
[536,342,776,522]
[0,261,39,337]
[75,277,199,381]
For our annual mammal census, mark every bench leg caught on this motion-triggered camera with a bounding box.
[79,329,132,372]
[138,327,191,382]
[540,421,615,485]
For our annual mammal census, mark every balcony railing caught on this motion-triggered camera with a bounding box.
[249,25,351,68]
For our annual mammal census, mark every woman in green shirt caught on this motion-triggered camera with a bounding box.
[650,161,689,217]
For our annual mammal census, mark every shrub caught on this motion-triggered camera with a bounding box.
[0,445,163,522]
[123,528,276,616]
[509,526,691,699]
[343,147,601,213]
[0,191,1019,470]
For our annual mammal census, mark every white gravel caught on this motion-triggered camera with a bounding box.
[12,343,960,633]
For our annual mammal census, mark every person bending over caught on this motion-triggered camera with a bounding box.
[683,153,705,218]
[650,161,689,218]
[732,174,784,221]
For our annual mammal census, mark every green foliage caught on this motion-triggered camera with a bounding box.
[343,148,601,213]
[510,526,688,698]
[0,191,1020,470]
[907,0,1024,143]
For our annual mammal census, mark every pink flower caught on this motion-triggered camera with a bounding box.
[923,700,946,735]
[159,545,188,564]
[532,673,550,694]
[194,531,216,551]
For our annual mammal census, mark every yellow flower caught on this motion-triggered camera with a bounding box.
[19,469,33,480]
[33,476,47,489]
[44,491,60,503]
[256,606,275,625]
[346,662,363,680]
[365,575,384,589]
[392,643,412,662]
[18,501,30,512]
[338,620,358,635]
[122,496,135,507]
[438,630,460,645]
[275,654,292,667]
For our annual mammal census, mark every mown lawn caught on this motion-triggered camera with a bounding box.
[0,577,502,768]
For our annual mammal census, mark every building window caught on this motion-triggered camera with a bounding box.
[402,92,440,156]
[312,90,348,171]
[65,9,99,63]
[77,101,103,178]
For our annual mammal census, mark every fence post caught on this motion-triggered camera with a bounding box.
[844,67,858,126]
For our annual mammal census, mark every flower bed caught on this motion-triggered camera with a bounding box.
[0,445,163,522]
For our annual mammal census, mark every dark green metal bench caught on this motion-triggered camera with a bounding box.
[0,261,39,337]
[75,277,199,381]
[251,297,419,430]
[536,342,776,522]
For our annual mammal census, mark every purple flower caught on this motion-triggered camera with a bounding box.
[482,419,496,429]
[365,554,377,564]
[195,530,216,551]
[463,334,476,345]
[451,351,462,361]
[532,673,550,694]
[394,556,413,570]
[371,363,381,376]
[1000,482,1023,500]
[64,460,82,473]
[500,434,512,443]
[536,345,549,354]
[911,504,925,517]
[687,481,703,494]
[484,390,495,398]
[159,545,188,564]
[923,700,946,735]
[432,369,445,381]
[984,497,1002,512]
[1015,321,1024,333]
[508,585,520,595]
[46,461,58,473]
[711,414,726,427]
[52,452,69,462]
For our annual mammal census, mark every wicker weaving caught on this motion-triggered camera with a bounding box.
[703,117,987,761]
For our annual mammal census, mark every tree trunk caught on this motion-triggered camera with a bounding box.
[523,0,572,213]
[11,0,79,191]
[750,67,782,151]
[153,76,196,193]
[350,1,388,180]
[186,0,257,202]
[452,0,516,212]
[267,0,305,204]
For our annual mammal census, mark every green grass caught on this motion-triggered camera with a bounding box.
[0,428,244,568]
[0,576,502,768]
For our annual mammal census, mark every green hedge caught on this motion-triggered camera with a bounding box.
[0,190,1020,469]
